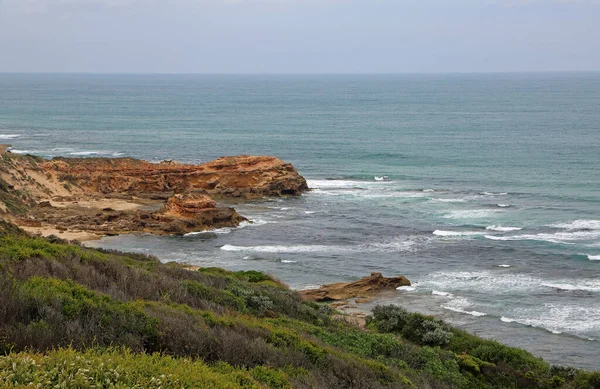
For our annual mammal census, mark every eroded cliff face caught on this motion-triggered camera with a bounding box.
[43,155,308,199]
[0,154,307,239]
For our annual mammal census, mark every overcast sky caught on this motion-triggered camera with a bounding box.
[0,0,598,73]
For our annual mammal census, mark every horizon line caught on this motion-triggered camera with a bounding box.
[1,70,599,76]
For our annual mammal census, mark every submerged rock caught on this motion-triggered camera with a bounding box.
[299,272,411,302]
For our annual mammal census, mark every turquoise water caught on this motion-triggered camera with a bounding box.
[1,73,599,369]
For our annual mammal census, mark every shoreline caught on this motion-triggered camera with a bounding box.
[0,153,308,240]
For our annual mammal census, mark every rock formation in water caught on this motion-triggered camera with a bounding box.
[0,153,307,239]
[299,272,411,302]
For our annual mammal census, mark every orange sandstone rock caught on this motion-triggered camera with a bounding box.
[299,272,411,302]
[42,155,308,199]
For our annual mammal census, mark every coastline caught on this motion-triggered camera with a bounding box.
[0,153,307,240]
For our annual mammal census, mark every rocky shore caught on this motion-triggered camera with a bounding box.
[0,153,308,240]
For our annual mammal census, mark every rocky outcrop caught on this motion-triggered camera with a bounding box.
[41,155,308,199]
[299,273,411,302]
[0,154,305,239]
[163,193,217,218]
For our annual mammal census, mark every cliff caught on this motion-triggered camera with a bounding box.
[0,153,307,239]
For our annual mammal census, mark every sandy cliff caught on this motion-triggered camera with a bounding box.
[0,154,307,239]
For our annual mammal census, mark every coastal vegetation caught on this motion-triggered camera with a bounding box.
[0,221,598,388]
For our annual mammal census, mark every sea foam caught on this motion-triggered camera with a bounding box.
[433,230,483,237]
[485,225,522,232]
[0,134,20,139]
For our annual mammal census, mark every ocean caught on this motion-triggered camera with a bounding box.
[1,73,599,369]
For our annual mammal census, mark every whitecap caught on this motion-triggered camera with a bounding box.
[238,219,272,228]
[421,270,600,296]
[502,304,600,336]
[433,230,483,237]
[481,191,508,196]
[296,284,323,291]
[497,204,512,208]
[443,210,499,219]
[588,255,600,261]
[501,316,516,323]
[0,134,20,139]
[551,219,600,230]
[184,227,233,236]
[486,225,522,232]
[8,149,32,154]
[497,264,511,268]
[422,189,435,193]
[69,151,102,156]
[281,260,297,264]
[307,179,368,189]
[441,297,487,317]
[397,285,416,292]
[374,176,391,181]
[541,282,600,293]
[431,290,453,297]
[304,211,316,214]
[485,230,600,244]
[431,198,466,203]
[220,237,424,254]
[221,244,343,253]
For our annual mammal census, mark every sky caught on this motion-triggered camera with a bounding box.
[0,0,599,73]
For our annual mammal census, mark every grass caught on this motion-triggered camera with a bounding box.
[0,221,598,388]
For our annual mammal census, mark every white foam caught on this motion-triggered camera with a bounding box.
[501,316,515,323]
[238,219,272,228]
[485,230,600,244]
[497,204,512,208]
[441,297,487,317]
[184,227,233,236]
[481,191,508,196]
[551,219,600,230]
[312,188,424,199]
[220,237,423,254]
[397,285,416,292]
[486,225,522,232]
[497,264,511,268]
[374,176,391,181]
[307,179,368,189]
[588,255,600,261]
[431,198,466,203]
[69,151,102,156]
[0,134,20,139]
[503,304,600,336]
[432,290,453,297]
[443,210,499,219]
[8,149,32,154]
[433,230,483,237]
[541,281,600,293]
[304,211,316,214]
[422,189,435,193]
[281,260,297,264]
[296,284,323,291]
[421,270,600,296]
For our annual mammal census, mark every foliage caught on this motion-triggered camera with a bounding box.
[0,223,597,388]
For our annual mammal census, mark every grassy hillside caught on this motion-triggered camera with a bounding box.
[0,220,598,389]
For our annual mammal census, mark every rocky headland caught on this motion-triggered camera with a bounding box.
[0,153,308,240]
